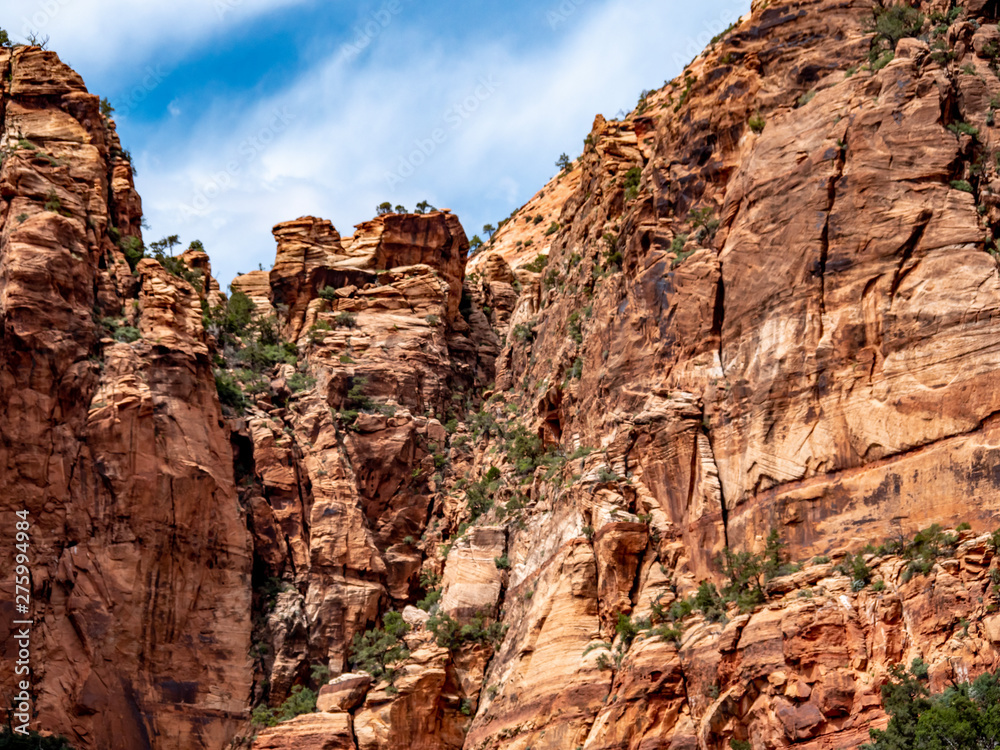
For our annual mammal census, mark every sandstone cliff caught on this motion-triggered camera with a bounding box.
[0,47,251,749]
[7,0,1000,748]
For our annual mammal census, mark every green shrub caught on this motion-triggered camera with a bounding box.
[718,548,766,611]
[834,552,872,590]
[689,206,721,239]
[215,370,246,411]
[668,598,694,622]
[463,469,498,521]
[545,221,561,236]
[114,326,141,343]
[494,556,511,570]
[350,611,411,683]
[596,467,619,483]
[427,611,506,650]
[310,663,330,683]
[119,235,145,272]
[336,311,357,328]
[867,4,924,65]
[417,587,442,612]
[522,254,549,273]
[990,528,1000,552]
[674,74,696,112]
[860,660,1000,750]
[250,684,317,727]
[155,251,203,289]
[257,576,291,611]
[951,180,973,193]
[237,340,297,372]
[505,425,546,474]
[653,624,682,642]
[287,373,316,393]
[567,357,584,380]
[623,167,642,201]
[345,376,373,411]
[878,524,958,583]
[948,122,979,137]
[319,286,337,300]
[567,310,584,344]
[615,612,638,646]
[748,114,765,134]
[871,50,894,71]
[0,730,76,748]
[469,409,499,439]
[761,528,791,579]
[512,320,537,343]
[425,314,440,326]
[44,191,65,214]
[219,292,254,335]
[693,581,727,622]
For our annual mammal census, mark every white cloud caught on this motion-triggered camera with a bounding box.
[3,0,309,73]
[125,0,748,288]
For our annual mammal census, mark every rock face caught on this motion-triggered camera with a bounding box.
[0,47,251,750]
[9,0,1000,748]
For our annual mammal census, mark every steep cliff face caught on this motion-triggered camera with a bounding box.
[0,47,251,749]
[7,0,1000,747]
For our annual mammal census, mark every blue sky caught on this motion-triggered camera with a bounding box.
[5,0,748,289]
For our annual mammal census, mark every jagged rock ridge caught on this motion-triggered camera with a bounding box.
[6,0,1000,748]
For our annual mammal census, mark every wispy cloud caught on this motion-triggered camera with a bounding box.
[4,0,747,288]
[4,0,310,72]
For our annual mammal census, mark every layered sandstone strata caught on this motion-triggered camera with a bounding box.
[10,0,1000,748]
[0,47,251,750]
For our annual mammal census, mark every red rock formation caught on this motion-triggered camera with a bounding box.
[12,0,1000,748]
[0,47,251,750]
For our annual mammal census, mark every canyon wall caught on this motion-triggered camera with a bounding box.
[5,0,1000,747]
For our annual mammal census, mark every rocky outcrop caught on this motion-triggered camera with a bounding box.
[0,46,250,750]
[10,0,1000,748]
[253,714,356,750]
[221,206,501,722]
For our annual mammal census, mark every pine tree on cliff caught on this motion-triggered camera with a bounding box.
[863,660,1000,749]
[0,29,10,47]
